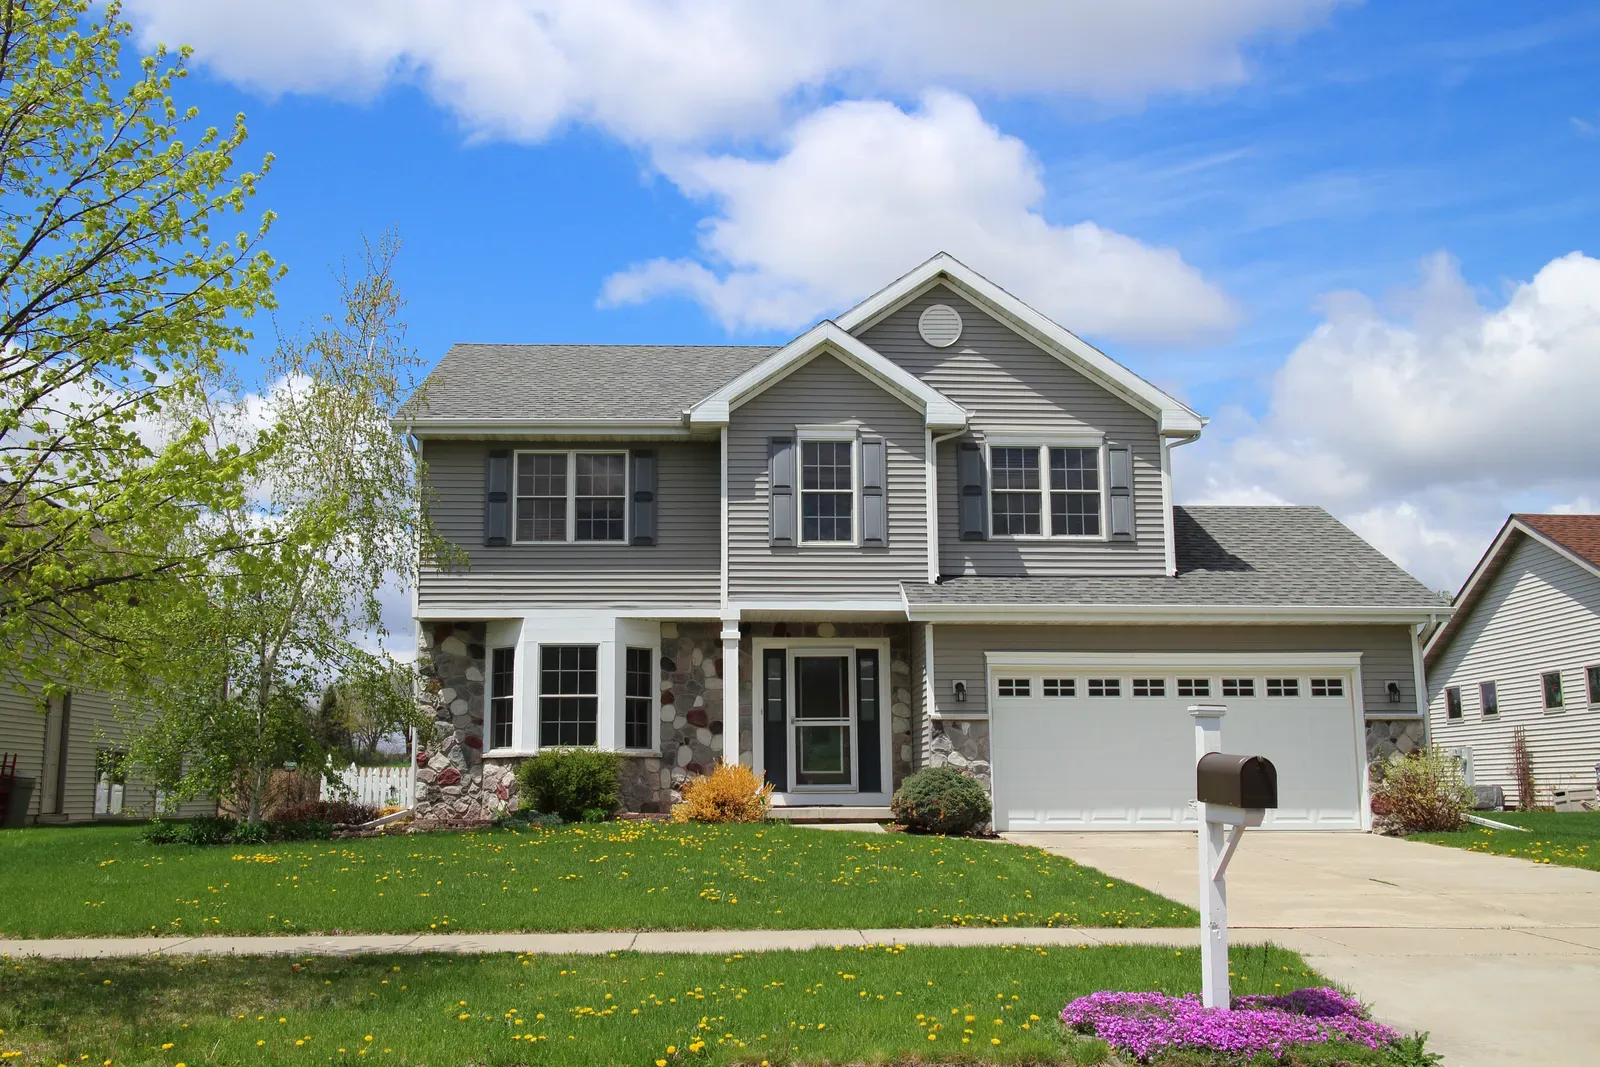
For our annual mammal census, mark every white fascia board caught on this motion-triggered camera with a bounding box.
[397,417,696,439]
[687,321,968,432]
[904,601,1451,625]
[729,599,908,620]
[984,650,1363,670]
[835,253,1205,436]
[413,603,724,621]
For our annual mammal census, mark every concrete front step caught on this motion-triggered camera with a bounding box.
[768,806,892,822]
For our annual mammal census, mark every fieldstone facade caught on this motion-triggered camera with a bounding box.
[738,621,917,792]
[1365,717,1426,762]
[928,719,992,795]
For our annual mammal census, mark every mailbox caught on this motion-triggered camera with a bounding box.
[1196,752,1278,810]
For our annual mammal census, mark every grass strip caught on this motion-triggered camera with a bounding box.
[1410,810,1599,870]
[0,942,1326,1066]
[0,822,1192,938]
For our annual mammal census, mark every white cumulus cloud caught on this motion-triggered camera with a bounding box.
[1184,251,1600,589]
[601,92,1238,341]
[126,0,1342,145]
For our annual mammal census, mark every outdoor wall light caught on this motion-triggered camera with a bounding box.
[952,680,968,703]
[1386,681,1402,703]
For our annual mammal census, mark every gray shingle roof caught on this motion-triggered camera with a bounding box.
[400,344,778,421]
[906,506,1443,609]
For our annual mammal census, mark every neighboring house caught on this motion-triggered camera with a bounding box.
[398,253,1446,832]
[1424,514,1600,806]
[0,682,209,824]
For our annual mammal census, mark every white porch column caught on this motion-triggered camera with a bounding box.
[721,619,742,766]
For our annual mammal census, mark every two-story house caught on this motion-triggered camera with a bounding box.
[399,254,1447,831]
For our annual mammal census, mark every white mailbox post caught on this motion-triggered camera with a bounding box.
[1191,704,1271,1010]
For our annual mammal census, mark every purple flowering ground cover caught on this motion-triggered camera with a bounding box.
[1061,985,1423,1064]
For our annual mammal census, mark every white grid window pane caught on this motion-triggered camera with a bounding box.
[997,678,1031,697]
[800,440,853,542]
[574,454,626,542]
[1049,447,1101,536]
[1310,677,1344,697]
[539,645,598,747]
[1222,678,1255,697]
[991,447,1042,536]
[1266,678,1299,698]
[1088,678,1121,697]
[1043,678,1075,697]
[516,454,568,541]
[1132,678,1165,697]
[1177,678,1210,698]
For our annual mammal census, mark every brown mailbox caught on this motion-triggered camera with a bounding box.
[1196,752,1278,809]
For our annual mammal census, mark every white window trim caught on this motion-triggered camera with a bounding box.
[486,644,517,753]
[984,440,1108,542]
[618,624,662,755]
[1478,679,1499,717]
[511,449,630,545]
[1541,669,1566,712]
[795,428,859,547]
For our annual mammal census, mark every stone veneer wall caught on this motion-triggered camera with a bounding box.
[1365,718,1427,762]
[414,619,729,822]
[737,622,915,791]
[928,719,991,795]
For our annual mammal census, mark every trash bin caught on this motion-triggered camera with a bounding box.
[2,777,34,827]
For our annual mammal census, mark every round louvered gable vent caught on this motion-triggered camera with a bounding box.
[917,303,963,347]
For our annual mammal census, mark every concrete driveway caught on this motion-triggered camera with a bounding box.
[1006,831,1600,1067]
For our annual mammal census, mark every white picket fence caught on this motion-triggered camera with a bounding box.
[321,763,413,809]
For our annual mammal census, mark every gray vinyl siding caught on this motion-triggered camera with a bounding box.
[0,683,210,821]
[1428,536,1600,806]
[727,353,927,601]
[859,284,1166,577]
[928,623,1417,717]
[419,439,721,610]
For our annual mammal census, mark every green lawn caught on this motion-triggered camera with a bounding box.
[0,943,1333,1067]
[0,822,1193,938]
[1412,810,1600,870]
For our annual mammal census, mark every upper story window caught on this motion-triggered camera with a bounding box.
[799,438,855,544]
[515,451,627,543]
[1479,681,1498,716]
[988,443,1104,539]
[1444,686,1462,719]
[1542,670,1564,711]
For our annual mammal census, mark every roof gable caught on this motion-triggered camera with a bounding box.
[1424,514,1600,665]
[687,321,967,431]
[835,252,1204,437]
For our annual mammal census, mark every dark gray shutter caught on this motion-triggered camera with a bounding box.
[957,441,986,541]
[762,649,787,791]
[768,436,795,547]
[860,436,887,547]
[484,449,511,546]
[629,450,656,546]
[1108,446,1133,540]
[855,649,881,792]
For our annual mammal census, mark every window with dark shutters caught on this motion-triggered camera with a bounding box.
[629,450,657,546]
[1108,446,1133,539]
[768,436,796,546]
[957,441,986,541]
[483,450,511,546]
[859,437,887,547]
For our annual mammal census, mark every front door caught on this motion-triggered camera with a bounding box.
[791,652,855,790]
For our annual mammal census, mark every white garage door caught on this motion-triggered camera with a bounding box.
[987,655,1365,832]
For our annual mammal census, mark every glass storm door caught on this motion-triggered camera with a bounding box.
[791,653,854,789]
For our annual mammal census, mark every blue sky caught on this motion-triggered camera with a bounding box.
[125,0,1600,595]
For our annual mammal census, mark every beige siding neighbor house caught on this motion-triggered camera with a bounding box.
[396,253,1445,830]
[1425,514,1600,807]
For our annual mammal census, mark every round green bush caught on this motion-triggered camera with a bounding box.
[891,766,991,835]
[514,748,621,823]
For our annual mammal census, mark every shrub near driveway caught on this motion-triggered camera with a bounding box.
[0,822,1193,938]
[0,944,1328,1066]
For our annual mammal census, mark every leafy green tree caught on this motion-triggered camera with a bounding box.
[121,233,442,822]
[0,0,279,688]
[318,659,424,762]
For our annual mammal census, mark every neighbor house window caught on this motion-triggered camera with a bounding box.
[1479,681,1498,716]
[1310,678,1344,697]
[489,647,516,749]
[997,678,1031,698]
[1588,666,1600,705]
[539,645,599,746]
[624,646,653,750]
[1042,678,1075,697]
[1088,678,1121,697]
[1266,678,1299,697]
[515,451,626,543]
[1177,678,1210,698]
[1445,686,1462,719]
[1132,678,1165,697]
[799,439,854,543]
[990,444,1104,538]
[1222,678,1255,697]
[1542,671,1564,710]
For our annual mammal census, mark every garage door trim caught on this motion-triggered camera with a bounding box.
[984,651,1369,832]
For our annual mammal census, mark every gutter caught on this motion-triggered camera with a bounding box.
[902,601,1454,626]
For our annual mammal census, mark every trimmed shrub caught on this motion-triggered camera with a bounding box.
[1369,745,1475,833]
[271,818,332,841]
[496,809,564,830]
[891,767,991,835]
[275,799,378,826]
[139,821,182,845]
[229,821,270,845]
[671,762,773,824]
[515,748,621,823]
[179,815,238,846]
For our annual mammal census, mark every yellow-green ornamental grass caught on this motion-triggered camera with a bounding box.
[0,823,1192,938]
[0,944,1324,1066]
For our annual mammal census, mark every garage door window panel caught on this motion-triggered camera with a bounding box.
[1223,678,1255,697]
[1088,678,1121,697]
[1177,678,1210,698]
[1132,678,1165,697]
[996,677,1031,698]
[1310,678,1344,697]
[1043,678,1075,697]
[1266,678,1299,697]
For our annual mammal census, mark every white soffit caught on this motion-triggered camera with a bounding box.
[836,252,1206,437]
